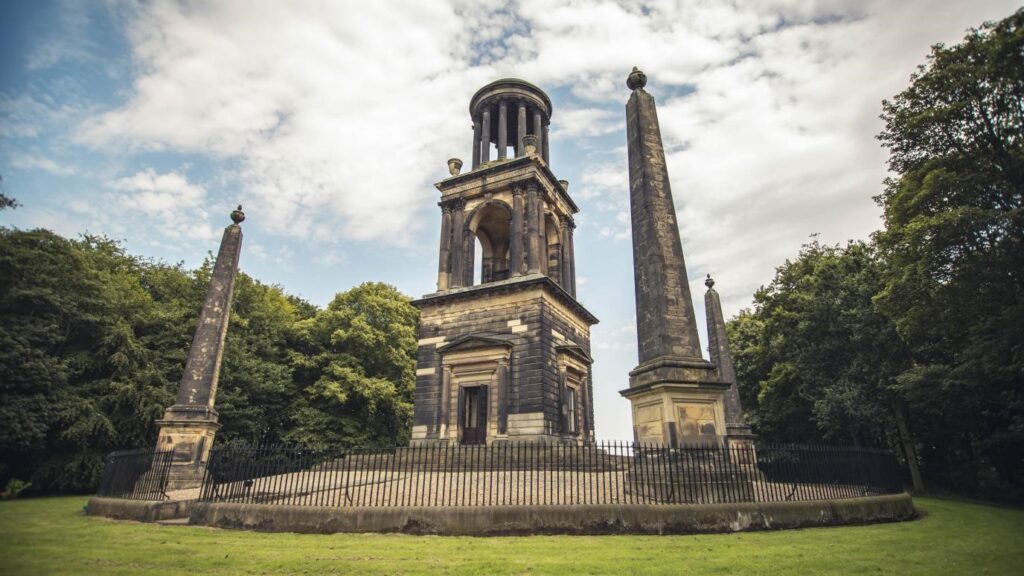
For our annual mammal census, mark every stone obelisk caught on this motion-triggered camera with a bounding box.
[619,67,734,447]
[155,205,244,488]
[704,275,754,443]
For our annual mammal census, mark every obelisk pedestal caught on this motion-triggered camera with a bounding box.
[155,206,245,489]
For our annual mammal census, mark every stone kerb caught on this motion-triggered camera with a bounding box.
[189,493,916,535]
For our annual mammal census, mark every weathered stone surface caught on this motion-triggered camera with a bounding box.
[705,275,753,437]
[412,275,596,444]
[155,208,244,471]
[414,79,597,446]
[626,83,703,364]
[621,70,743,445]
[189,493,916,535]
[86,496,195,522]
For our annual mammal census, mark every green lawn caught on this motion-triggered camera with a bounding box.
[0,496,1021,575]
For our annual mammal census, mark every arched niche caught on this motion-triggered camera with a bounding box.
[543,212,561,278]
[467,200,512,285]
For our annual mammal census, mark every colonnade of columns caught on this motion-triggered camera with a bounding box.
[472,98,549,168]
[436,183,577,298]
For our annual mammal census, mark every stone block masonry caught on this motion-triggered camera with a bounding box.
[412,274,596,444]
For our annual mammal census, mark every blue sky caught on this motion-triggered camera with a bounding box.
[1,0,1016,441]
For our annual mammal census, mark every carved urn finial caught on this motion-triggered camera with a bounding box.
[626,66,647,91]
[447,158,463,176]
[230,205,245,224]
[705,274,715,289]
[522,134,539,155]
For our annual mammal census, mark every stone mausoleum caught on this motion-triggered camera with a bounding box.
[410,79,598,446]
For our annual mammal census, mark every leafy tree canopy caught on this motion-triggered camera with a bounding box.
[0,228,418,493]
[874,8,1023,500]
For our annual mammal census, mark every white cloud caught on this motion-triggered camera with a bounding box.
[24,0,99,70]
[9,153,77,176]
[67,0,1019,316]
[553,108,622,140]
[106,168,216,243]
[76,0,494,244]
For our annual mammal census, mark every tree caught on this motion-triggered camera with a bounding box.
[0,172,17,210]
[0,230,190,491]
[288,282,418,449]
[216,272,310,445]
[875,9,1024,500]
[728,240,922,489]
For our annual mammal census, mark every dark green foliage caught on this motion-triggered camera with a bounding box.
[287,283,418,449]
[873,9,1024,501]
[0,172,16,210]
[0,228,418,493]
[731,9,1023,503]
[728,241,910,449]
[0,230,184,492]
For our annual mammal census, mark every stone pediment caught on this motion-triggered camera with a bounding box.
[555,344,592,365]
[436,334,515,354]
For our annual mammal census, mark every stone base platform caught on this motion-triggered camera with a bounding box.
[185,493,915,535]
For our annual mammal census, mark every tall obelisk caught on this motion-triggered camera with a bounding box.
[619,67,733,447]
[155,205,244,487]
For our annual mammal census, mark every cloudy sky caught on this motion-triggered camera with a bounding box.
[1,0,1017,440]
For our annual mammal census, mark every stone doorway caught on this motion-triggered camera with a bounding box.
[460,385,488,445]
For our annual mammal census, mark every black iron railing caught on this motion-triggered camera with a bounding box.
[198,442,903,507]
[96,448,174,500]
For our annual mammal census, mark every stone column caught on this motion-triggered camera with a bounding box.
[439,365,452,439]
[471,117,482,169]
[517,103,527,157]
[449,199,466,288]
[542,122,550,164]
[155,206,245,486]
[559,216,571,292]
[526,183,541,274]
[705,275,754,439]
[558,364,569,434]
[533,111,543,159]
[510,187,525,277]
[463,225,475,286]
[535,188,547,275]
[437,203,453,291]
[481,107,491,163]
[566,218,576,297]
[581,369,592,440]
[497,100,508,160]
[496,358,509,435]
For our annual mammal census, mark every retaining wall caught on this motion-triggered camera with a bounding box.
[189,492,915,535]
[86,497,194,522]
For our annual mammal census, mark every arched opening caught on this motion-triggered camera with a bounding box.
[469,201,512,285]
[543,213,561,279]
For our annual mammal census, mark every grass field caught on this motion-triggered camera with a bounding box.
[0,496,1022,575]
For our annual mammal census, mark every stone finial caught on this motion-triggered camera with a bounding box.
[231,205,245,224]
[626,66,647,91]
[447,158,463,176]
[559,180,569,191]
[705,274,715,289]
[523,134,539,155]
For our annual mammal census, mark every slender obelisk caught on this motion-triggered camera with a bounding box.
[155,205,244,487]
[619,67,735,447]
[704,275,754,442]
